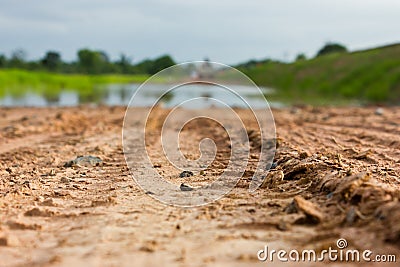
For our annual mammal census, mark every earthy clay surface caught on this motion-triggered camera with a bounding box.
[0,106,399,266]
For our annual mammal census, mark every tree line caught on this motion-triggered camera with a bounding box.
[236,42,348,69]
[0,42,347,74]
[0,48,176,75]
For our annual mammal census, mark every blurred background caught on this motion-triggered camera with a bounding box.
[0,0,399,107]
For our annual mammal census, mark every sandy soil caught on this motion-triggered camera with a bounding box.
[0,106,399,267]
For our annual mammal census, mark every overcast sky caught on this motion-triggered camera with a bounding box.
[0,0,399,64]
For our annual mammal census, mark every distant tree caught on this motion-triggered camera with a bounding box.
[133,59,151,74]
[148,55,175,75]
[235,58,271,70]
[98,51,110,63]
[316,42,347,57]
[241,59,259,68]
[26,61,42,71]
[41,51,62,71]
[296,53,307,61]
[0,54,6,67]
[9,49,27,68]
[77,48,108,74]
[78,49,97,73]
[116,53,132,74]
[97,50,114,73]
[61,62,79,74]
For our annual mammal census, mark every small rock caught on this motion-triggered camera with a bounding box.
[250,154,258,159]
[55,112,63,120]
[247,208,256,213]
[140,240,158,252]
[375,108,384,116]
[64,156,102,167]
[0,237,7,246]
[277,220,290,231]
[60,177,71,183]
[290,107,300,114]
[40,198,55,206]
[179,171,194,178]
[22,181,30,188]
[354,150,371,160]
[2,235,19,246]
[180,183,194,191]
[299,151,310,159]
[24,207,54,217]
[90,196,117,207]
[54,190,71,197]
[270,162,278,169]
[7,221,42,230]
[287,196,324,224]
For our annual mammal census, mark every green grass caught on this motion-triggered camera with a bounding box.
[0,69,149,98]
[241,43,400,105]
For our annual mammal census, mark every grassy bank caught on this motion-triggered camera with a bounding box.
[241,43,400,105]
[0,69,149,98]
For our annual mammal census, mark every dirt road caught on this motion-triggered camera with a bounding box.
[0,106,399,266]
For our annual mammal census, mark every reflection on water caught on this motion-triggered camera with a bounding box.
[0,83,282,108]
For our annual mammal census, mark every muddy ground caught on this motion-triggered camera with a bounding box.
[0,106,399,266]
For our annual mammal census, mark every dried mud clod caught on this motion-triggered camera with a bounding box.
[283,162,317,180]
[318,170,399,236]
[333,173,371,201]
[246,129,261,149]
[24,207,55,217]
[273,151,329,181]
[91,196,117,207]
[375,202,400,244]
[7,221,42,230]
[260,170,284,189]
[285,196,324,224]
[320,172,395,209]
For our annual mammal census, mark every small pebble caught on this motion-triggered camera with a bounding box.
[270,162,278,169]
[277,220,290,231]
[60,177,70,183]
[375,108,384,116]
[64,156,102,167]
[179,171,194,178]
[180,183,193,191]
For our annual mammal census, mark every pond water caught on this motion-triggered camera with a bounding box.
[0,83,282,109]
